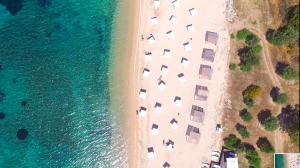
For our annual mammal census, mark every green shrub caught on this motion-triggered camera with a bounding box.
[261,116,279,131]
[240,63,252,72]
[229,63,237,71]
[236,124,250,138]
[237,28,251,40]
[224,134,243,151]
[275,93,288,104]
[246,33,260,46]
[245,147,261,168]
[243,85,261,99]
[240,109,253,122]
[257,137,274,153]
[281,66,299,80]
[267,6,299,45]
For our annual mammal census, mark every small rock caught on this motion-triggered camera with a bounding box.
[17,128,28,140]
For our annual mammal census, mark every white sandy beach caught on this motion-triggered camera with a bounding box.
[127,0,230,167]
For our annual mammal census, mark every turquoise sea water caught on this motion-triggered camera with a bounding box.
[275,154,286,168]
[0,0,126,167]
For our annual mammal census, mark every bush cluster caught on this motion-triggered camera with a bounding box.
[242,85,261,107]
[267,6,299,45]
[236,28,262,72]
[261,116,279,131]
[236,124,250,138]
[281,65,299,80]
[256,137,275,153]
[240,109,253,122]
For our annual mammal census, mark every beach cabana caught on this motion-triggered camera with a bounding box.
[161,65,168,74]
[194,85,209,101]
[190,105,205,123]
[202,48,215,62]
[151,123,159,135]
[166,30,175,40]
[185,125,201,144]
[144,52,152,62]
[172,0,180,8]
[139,89,147,99]
[163,162,171,168]
[150,17,158,25]
[166,140,175,152]
[177,73,186,83]
[169,15,177,25]
[158,80,166,90]
[181,57,189,68]
[138,106,147,117]
[170,118,178,130]
[183,42,192,51]
[174,96,182,107]
[154,102,162,113]
[186,24,194,33]
[189,8,198,16]
[143,68,150,78]
[205,31,219,45]
[154,0,160,8]
[147,34,156,44]
[147,147,155,159]
[163,49,172,58]
[199,64,213,80]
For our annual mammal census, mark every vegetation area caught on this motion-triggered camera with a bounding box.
[239,108,253,122]
[258,109,279,131]
[236,123,250,138]
[256,137,275,153]
[276,62,299,80]
[270,87,289,104]
[224,134,261,168]
[234,29,262,72]
[229,63,237,71]
[266,5,299,45]
[278,104,300,145]
[242,85,261,107]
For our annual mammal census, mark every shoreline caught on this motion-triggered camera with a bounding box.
[109,0,142,167]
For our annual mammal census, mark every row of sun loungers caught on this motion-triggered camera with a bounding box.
[142,1,219,167]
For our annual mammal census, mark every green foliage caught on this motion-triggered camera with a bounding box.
[278,104,300,146]
[246,34,260,46]
[243,85,261,99]
[237,28,252,40]
[245,146,261,168]
[229,63,237,71]
[281,65,299,80]
[275,93,288,104]
[242,84,261,107]
[261,116,279,131]
[236,124,250,138]
[240,63,252,72]
[224,134,243,151]
[267,5,299,45]
[257,137,274,153]
[240,110,253,122]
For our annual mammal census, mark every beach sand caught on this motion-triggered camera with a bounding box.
[122,0,231,167]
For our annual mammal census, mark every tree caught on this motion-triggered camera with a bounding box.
[275,93,288,104]
[240,109,253,122]
[278,104,299,145]
[236,123,250,138]
[267,5,299,45]
[243,85,261,99]
[237,28,251,40]
[244,143,261,168]
[262,116,279,131]
[224,134,244,151]
[256,137,274,153]
[281,66,299,80]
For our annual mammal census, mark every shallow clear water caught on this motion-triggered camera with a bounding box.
[0,0,126,167]
[275,154,286,168]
